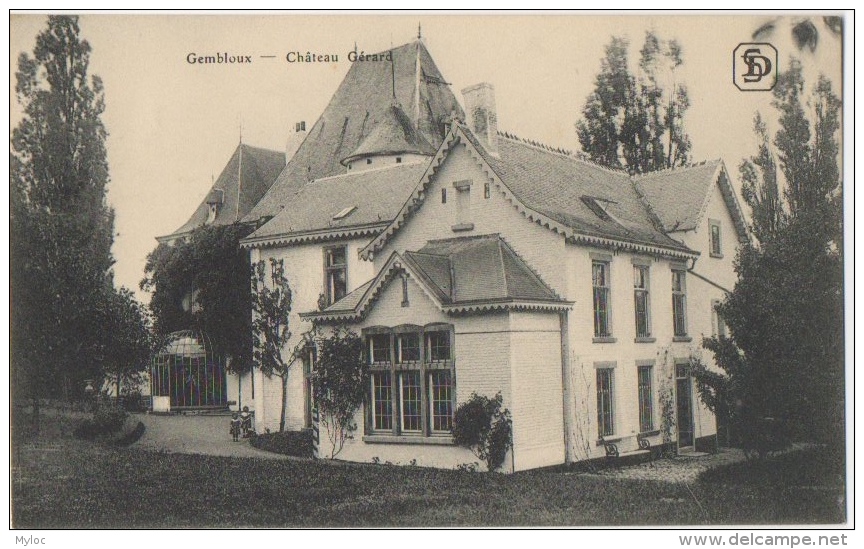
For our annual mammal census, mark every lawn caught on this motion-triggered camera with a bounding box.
[11,411,846,528]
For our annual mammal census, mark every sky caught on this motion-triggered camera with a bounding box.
[8,13,845,304]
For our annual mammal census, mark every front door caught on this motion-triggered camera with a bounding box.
[676,363,694,449]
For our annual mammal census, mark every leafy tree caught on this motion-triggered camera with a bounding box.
[141,223,254,373]
[312,328,367,458]
[250,258,293,432]
[98,287,154,401]
[576,32,691,174]
[696,61,843,447]
[11,16,117,424]
[752,16,842,54]
[452,392,512,472]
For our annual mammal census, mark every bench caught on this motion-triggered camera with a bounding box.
[600,434,654,466]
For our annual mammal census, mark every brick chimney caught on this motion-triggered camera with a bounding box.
[285,121,307,165]
[461,83,498,156]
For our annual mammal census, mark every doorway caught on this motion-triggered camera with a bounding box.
[676,363,694,449]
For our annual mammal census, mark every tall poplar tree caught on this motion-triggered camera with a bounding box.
[576,32,691,174]
[11,16,117,416]
[695,61,843,448]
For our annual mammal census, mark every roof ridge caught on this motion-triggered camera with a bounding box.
[405,249,449,258]
[633,158,721,179]
[424,232,501,245]
[496,130,630,177]
[306,161,426,185]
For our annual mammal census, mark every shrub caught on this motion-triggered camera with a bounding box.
[74,403,129,440]
[249,430,313,458]
[452,392,512,472]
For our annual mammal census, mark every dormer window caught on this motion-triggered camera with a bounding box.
[333,206,357,220]
[204,188,224,225]
[581,195,616,221]
[206,203,218,224]
[396,157,402,164]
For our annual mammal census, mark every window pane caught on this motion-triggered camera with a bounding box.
[634,266,650,337]
[397,333,420,362]
[638,365,654,432]
[593,287,610,337]
[672,271,687,336]
[429,371,453,432]
[635,290,649,337]
[371,372,392,431]
[427,331,451,361]
[328,269,347,302]
[400,372,422,432]
[593,262,611,337]
[326,247,346,267]
[369,334,391,364]
[711,224,722,255]
[596,369,614,437]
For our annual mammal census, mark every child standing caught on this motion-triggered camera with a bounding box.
[230,413,241,442]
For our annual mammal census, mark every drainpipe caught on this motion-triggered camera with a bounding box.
[559,311,573,464]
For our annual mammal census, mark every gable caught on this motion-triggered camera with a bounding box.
[362,125,699,267]
[635,160,749,243]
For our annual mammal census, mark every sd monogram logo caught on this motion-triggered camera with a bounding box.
[733,43,778,91]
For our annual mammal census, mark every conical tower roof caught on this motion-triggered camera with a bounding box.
[244,40,464,222]
[341,103,436,165]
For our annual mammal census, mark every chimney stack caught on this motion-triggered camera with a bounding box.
[461,83,498,157]
[285,121,307,165]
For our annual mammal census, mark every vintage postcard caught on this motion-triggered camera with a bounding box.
[9,11,850,538]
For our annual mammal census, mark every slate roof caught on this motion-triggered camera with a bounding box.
[241,162,429,246]
[307,234,567,321]
[403,235,562,304]
[342,104,436,165]
[633,160,723,232]
[362,123,750,260]
[464,130,691,252]
[243,40,464,223]
[163,143,284,239]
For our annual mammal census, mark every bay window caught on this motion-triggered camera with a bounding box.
[365,324,455,438]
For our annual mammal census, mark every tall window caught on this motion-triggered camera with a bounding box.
[672,270,688,337]
[370,372,392,431]
[324,246,347,305]
[712,299,728,337]
[637,364,654,433]
[365,325,455,437]
[709,219,722,257]
[633,265,651,338]
[592,261,611,338]
[428,370,454,432]
[596,367,615,437]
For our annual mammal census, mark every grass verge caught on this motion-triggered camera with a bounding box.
[11,413,846,527]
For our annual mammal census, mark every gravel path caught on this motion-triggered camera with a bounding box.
[580,448,749,483]
[132,412,293,460]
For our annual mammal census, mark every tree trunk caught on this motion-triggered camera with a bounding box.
[279,374,288,432]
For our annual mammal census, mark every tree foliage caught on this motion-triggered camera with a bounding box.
[452,392,512,472]
[250,258,293,432]
[696,61,843,447]
[311,328,367,459]
[11,16,120,410]
[141,223,255,373]
[98,286,155,399]
[576,32,691,174]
